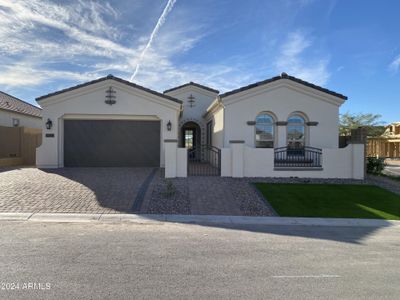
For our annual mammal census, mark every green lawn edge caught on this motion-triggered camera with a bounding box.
[254,183,400,220]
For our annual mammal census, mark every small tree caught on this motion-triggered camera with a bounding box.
[339,112,384,136]
[366,157,386,174]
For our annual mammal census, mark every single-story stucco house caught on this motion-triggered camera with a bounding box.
[36,73,364,179]
[0,91,42,128]
[0,91,42,166]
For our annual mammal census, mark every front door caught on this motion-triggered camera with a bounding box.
[184,128,195,149]
[181,121,200,150]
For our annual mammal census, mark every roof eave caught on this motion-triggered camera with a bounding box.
[219,73,347,101]
[163,82,219,94]
[36,75,182,105]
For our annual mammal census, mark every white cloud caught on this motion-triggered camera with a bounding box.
[389,55,400,72]
[0,0,132,56]
[275,31,330,86]
[0,64,101,86]
[0,0,256,93]
[1,0,323,97]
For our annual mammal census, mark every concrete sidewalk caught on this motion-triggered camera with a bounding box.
[0,212,399,227]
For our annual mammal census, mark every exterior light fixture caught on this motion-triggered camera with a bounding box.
[167,120,172,131]
[45,119,53,130]
[12,118,20,127]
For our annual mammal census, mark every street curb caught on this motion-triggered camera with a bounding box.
[0,212,400,227]
[29,213,102,222]
[0,213,33,221]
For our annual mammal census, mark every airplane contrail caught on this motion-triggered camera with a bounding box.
[130,0,177,81]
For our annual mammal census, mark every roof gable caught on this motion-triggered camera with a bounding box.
[163,82,219,94]
[36,75,182,104]
[0,91,42,118]
[219,73,347,100]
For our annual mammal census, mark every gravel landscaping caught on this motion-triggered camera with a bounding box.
[143,171,190,215]
[142,174,277,216]
[366,175,400,195]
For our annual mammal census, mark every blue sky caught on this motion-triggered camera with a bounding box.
[0,0,399,123]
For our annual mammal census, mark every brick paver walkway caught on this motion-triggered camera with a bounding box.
[0,167,154,213]
[0,167,275,216]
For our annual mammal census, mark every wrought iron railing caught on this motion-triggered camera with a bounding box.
[274,146,322,168]
[188,145,221,176]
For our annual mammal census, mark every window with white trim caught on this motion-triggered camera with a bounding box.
[255,113,274,148]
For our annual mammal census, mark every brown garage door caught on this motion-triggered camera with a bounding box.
[64,120,160,167]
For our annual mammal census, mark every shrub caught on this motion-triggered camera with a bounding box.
[161,179,176,198]
[366,157,386,174]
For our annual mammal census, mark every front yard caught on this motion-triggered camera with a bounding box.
[255,183,400,220]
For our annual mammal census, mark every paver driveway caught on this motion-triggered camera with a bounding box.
[0,167,275,216]
[0,167,155,213]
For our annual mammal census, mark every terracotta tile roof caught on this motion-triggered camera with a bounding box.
[0,91,42,118]
[163,82,219,94]
[219,73,348,100]
[36,75,182,104]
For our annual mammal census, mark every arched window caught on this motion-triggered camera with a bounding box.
[255,112,275,148]
[287,114,306,149]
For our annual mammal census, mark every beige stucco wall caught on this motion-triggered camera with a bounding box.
[36,79,180,168]
[0,109,41,129]
[208,106,224,149]
[222,80,343,149]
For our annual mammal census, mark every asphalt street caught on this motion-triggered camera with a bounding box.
[0,221,399,299]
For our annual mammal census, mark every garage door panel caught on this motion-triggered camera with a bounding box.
[64,120,160,167]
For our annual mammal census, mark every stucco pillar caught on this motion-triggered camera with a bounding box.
[276,122,287,148]
[230,140,244,178]
[220,148,232,177]
[164,139,177,178]
[176,147,187,177]
[351,143,365,179]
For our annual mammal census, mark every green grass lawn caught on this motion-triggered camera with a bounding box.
[255,183,400,220]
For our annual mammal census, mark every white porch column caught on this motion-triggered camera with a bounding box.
[164,139,177,178]
[230,140,244,178]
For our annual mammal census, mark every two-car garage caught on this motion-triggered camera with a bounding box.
[64,119,160,167]
[35,75,182,169]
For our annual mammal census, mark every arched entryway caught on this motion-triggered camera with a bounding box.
[181,121,220,176]
[181,121,201,150]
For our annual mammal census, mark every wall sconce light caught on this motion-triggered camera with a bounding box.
[167,120,172,131]
[12,118,20,127]
[45,118,53,130]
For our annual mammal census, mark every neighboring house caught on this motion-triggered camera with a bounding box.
[0,91,42,128]
[36,73,364,179]
[367,122,400,158]
[0,91,42,166]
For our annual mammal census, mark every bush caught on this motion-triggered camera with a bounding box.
[366,157,386,174]
[161,179,176,198]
